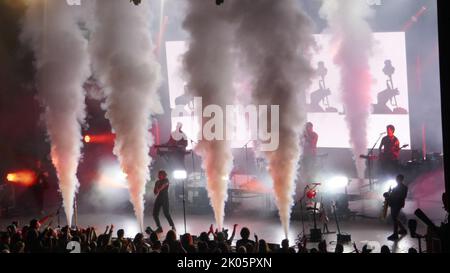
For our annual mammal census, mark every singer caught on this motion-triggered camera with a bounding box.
[300,122,319,183]
[153,170,176,233]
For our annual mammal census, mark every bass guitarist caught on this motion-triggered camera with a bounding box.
[383,174,408,241]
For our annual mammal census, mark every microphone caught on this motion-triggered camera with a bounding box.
[242,140,252,148]
[187,137,198,145]
[380,132,387,135]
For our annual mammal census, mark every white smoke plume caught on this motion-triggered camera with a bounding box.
[182,0,234,230]
[319,0,374,179]
[89,0,163,231]
[228,0,315,238]
[21,0,90,226]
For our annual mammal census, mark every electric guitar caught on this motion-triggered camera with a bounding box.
[381,187,393,220]
[155,181,169,197]
[379,144,409,161]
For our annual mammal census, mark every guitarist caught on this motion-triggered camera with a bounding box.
[379,125,401,179]
[153,170,175,233]
[383,174,408,241]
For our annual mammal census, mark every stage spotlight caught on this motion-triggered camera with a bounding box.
[82,133,115,144]
[6,173,15,182]
[6,170,36,187]
[173,170,187,180]
[97,163,128,189]
[87,160,130,212]
[328,176,348,190]
[383,179,397,192]
[123,220,140,237]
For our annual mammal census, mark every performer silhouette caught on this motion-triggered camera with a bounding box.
[153,170,175,233]
[383,174,408,241]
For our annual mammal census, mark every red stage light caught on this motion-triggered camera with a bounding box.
[6,170,37,187]
[83,133,115,144]
[306,189,317,199]
[6,173,15,181]
[402,6,427,32]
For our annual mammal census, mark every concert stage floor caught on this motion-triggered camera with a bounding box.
[0,209,429,253]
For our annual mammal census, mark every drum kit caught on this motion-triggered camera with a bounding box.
[295,181,354,245]
[297,183,328,243]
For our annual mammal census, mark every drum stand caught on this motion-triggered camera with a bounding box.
[332,202,351,244]
[309,201,322,242]
[296,185,322,243]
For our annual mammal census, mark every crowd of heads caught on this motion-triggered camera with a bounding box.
[0,218,421,253]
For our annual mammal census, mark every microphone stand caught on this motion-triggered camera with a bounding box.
[182,177,187,234]
[242,140,252,184]
[300,195,306,240]
[189,139,196,175]
[297,185,309,241]
[183,137,197,235]
[296,186,308,241]
[365,133,385,190]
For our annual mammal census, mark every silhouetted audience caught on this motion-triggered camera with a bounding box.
[318,240,328,253]
[197,241,209,253]
[258,239,271,253]
[380,245,391,253]
[408,247,418,253]
[236,227,255,251]
[334,243,344,253]
[0,216,444,253]
[278,239,290,253]
[180,233,196,253]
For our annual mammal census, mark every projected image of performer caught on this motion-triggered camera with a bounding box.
[153,170,175,233]
[300,122,318,182]
[378,125,400,178]
[307,61,338,113]
[33,160,49,215]
[174,84,194,110]
[383,174,408,241]
[373,60,408,115]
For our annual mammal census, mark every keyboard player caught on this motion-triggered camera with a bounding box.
[164,122,188,169]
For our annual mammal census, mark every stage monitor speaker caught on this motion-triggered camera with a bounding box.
[188,187,210,209]
[337,233,352,244]
[310,228,322,242]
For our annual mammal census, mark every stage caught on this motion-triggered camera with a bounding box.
[0,0,446,256]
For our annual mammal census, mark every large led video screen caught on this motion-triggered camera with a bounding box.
[166,32,411,149]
